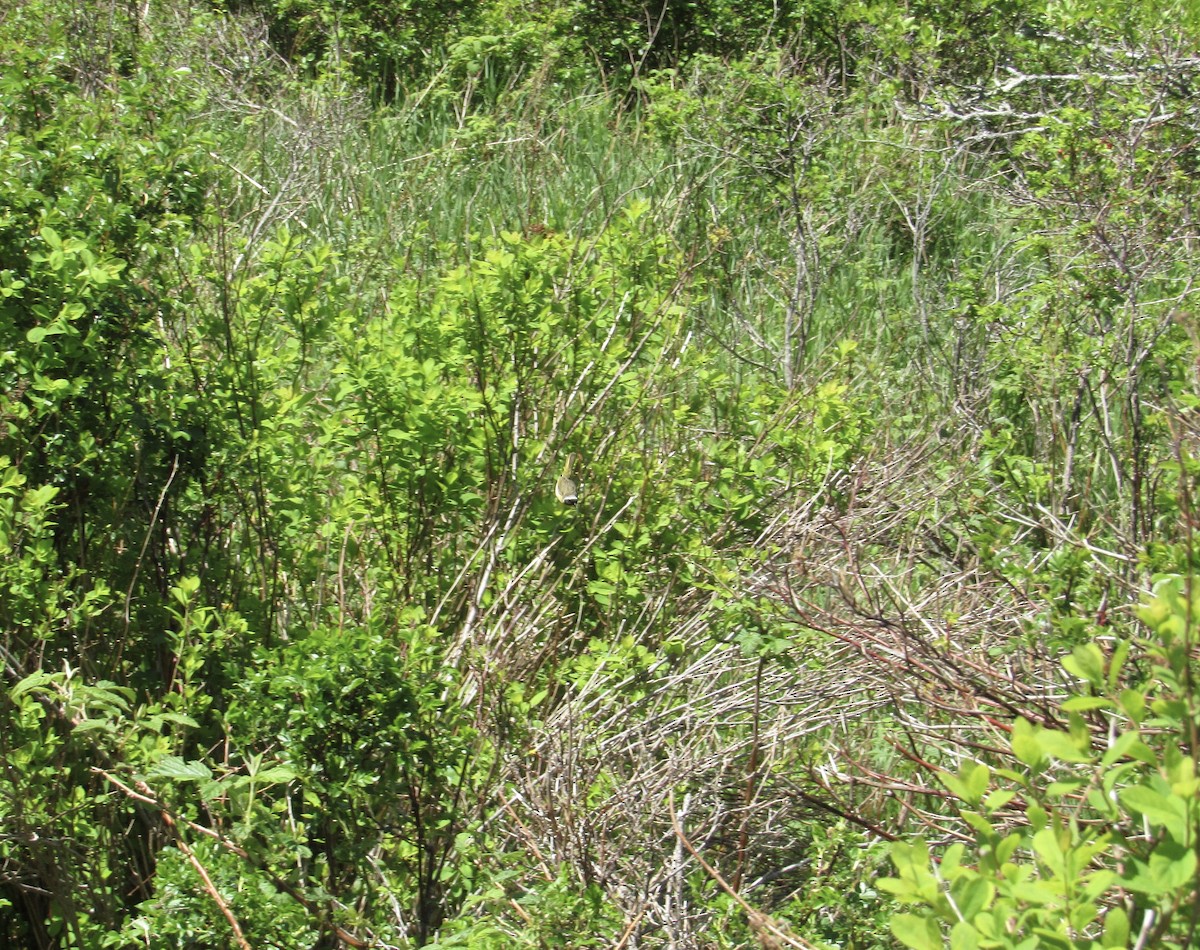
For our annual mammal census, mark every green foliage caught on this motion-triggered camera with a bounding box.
[2,0,1199,945]
[216,623,485,943]
[122,839,317,949]
[222,0,482,97]
[437,865,625,948]
[880,575,1200,948]
[0,23,216,672]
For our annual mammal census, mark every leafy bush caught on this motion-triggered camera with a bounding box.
[881,574,1200,949]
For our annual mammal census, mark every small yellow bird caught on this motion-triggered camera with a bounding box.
[555,453,579,506]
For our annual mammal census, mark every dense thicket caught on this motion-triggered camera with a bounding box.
[2,0,1199,947]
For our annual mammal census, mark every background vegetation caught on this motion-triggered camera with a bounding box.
[1,0,1198,946]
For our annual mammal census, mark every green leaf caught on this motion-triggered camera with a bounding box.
[1123,841,1197,895]
[1106,640,1130,691]
[984,789,1016,812]
[1011,717,1046,769]
[1009,879,1057,905]
[72,718,116,734]
[891,913,942,950]
[889,839,938,900]
[39,225,62,249]
[1101,730,1153,767]
[253,765,298,784]
[960,811,995,837]
[1036,727,1093,763]
[878,877,920,900]
[954,762,990,805]
[1032,828,1067,878]
[1101,907,1129,947]
[1061,696,1113,712]
[995,833,1021,866]
[147,711,201,729]
[10,670,54,701]
[148,756,213,782]
[1062,642,1105,687]
[950,875,994,920]
[949,920,980,950]
[1120,785,1188,840]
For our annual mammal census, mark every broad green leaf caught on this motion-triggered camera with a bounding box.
[149,756,213,782]
[891,913,942,950]
[72,719,115,734]
[949,920,979,950]
[1062,642,1105,687]
[10,670,54,701]
[889,839,938,900]
[1036,728,1093,763]
[1032,828,1067,878]
[1045,779,1085,798]
[252,765,298,784]
[1122,842,1197,896]
[940,843,967,879]
[1101,730,1153,767]
[878,877,921,900]
[1011,717,1046,769]
[961,811,995,837]
[1118,688,1147,721]
[950,875,994,920]
[1120,785,1187,840]
[1101,907,1129,947]
[1009,880,1057,904]
[995,833,1021,865]
[146,711,201,729]
[25,485,60,508]
[963,762,990,803]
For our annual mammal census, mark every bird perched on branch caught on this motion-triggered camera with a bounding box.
[555,453,579,506]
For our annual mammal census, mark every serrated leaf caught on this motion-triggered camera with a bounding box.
[253,766,298,785]
[150,711,200,729]
[148,756,213,782]
[10,669,54,701]
[72,718,115,734]
[199,779,225,803]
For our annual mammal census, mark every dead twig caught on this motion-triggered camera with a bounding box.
[668,792,820,950]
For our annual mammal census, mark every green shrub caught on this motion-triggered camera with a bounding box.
[881,574,1200,949]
